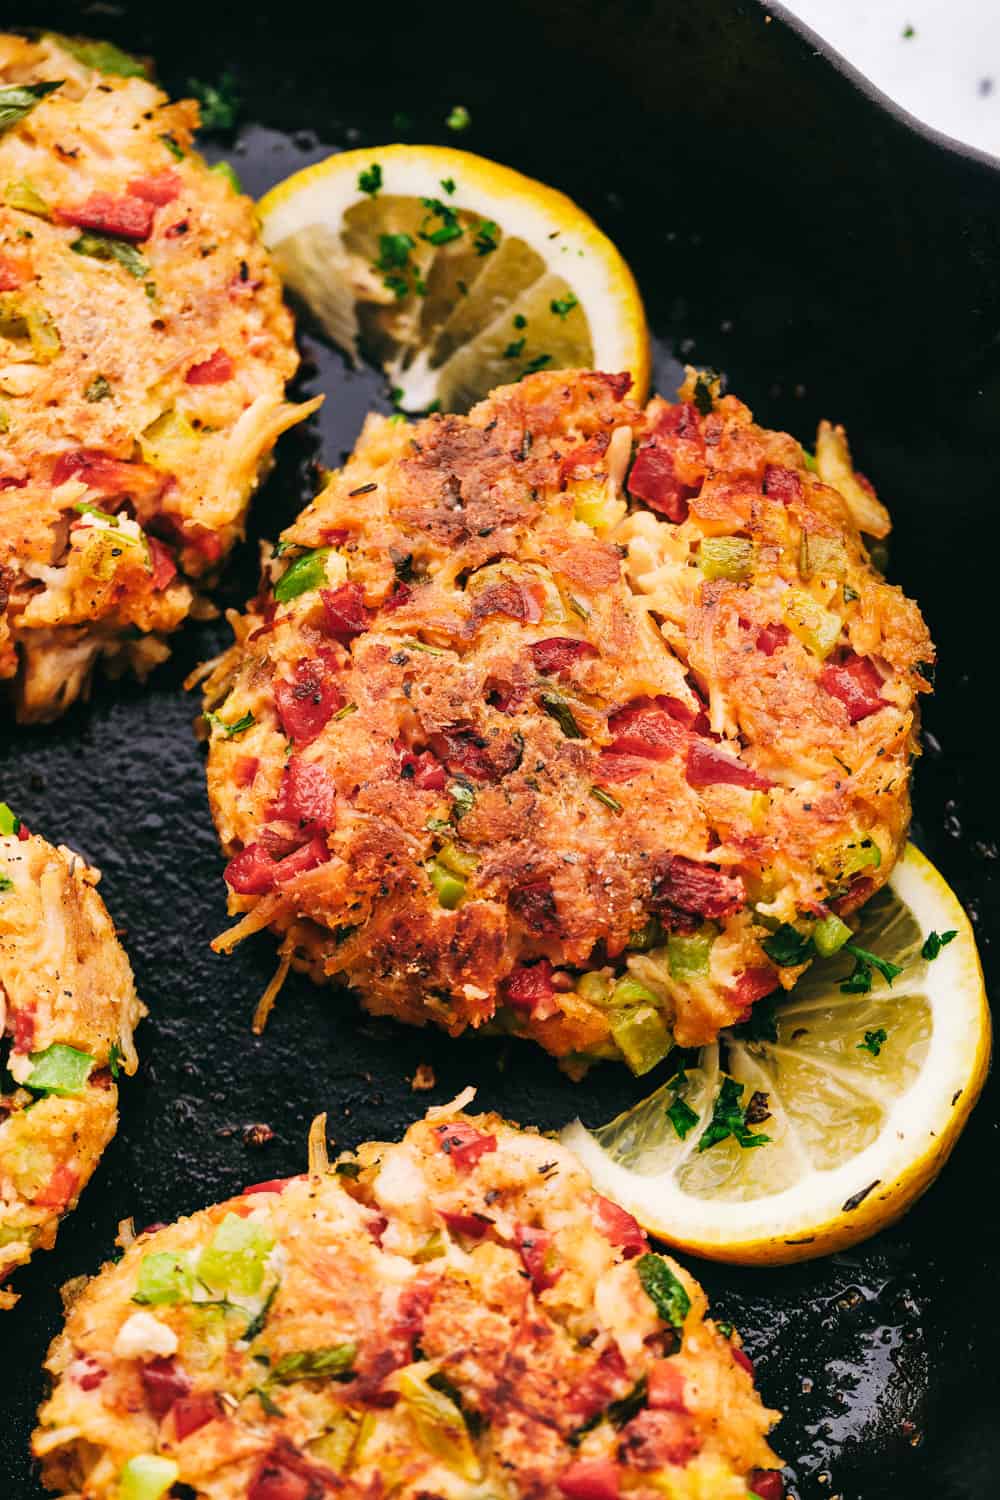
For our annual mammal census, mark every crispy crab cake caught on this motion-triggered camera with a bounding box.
[32,1099,783,1500]
[203,368,933,1074]
[0,32,318,722]
[0,804,142,1306]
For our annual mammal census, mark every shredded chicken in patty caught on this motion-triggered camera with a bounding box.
[33,1100,783,1499]
[0,32,317,721]
[202,368,933,1075]
[0,808,142,1307]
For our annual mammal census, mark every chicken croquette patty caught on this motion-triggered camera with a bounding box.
[0,806,142,1306]
[203,369,933,1074]
[33,1100,783,1499]
[0,33,317,721]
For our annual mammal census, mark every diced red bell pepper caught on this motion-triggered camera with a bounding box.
[762,464,802,504]
[429,727,521,783]
[274,657,342,745]
[508,880,560,935]
[433,1123,497,1172]
[234,755,259,789]
[628,444,695,523]
[186,349,235,385]
[128,171,182,206]
[516,1223,562,1293]
[730,966,780,1015]
[72,1357,107,1392]
[12,1009,36,1053]
[607,697,689,760]
[141,1357,191,1420]
[620,1408,701,1467]
[52,448,159,497]
[440,1210,493,1240]
[651,855,745,920]
[147,537,177,591]
[225,842,277,895]
[748,1468,785,1500]
[819,653,886,723]
[0,255,26,291]
[32,1163,78,1210]
[529,637,598,675]
[171,1390,221,1440]
[320,582,370,644]
[399,748,447,791]
[502,960,561,1021]
[272,834,331,885]
[270,757,337,833]
[472,579,543,623]
[731,1345,755,1376]
[686,739,772,791]
[58,192,154,241]
[558,1458,622,1500]
[241,1176,303,1196]
[647,1359,687,1411]
[391,1273,437,1349]
[591,1195,649,1258]
[756,622,789,656]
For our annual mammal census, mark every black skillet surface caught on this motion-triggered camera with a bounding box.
[2,2,999,1495]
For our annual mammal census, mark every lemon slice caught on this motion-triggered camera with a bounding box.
[563,844,990,1265]
[257,144,650,413]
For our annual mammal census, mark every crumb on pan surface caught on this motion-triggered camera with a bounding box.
[203,367,933,1074]
[0,809,142,1307]
[33,1101,782,1498]
[0,32,317,722]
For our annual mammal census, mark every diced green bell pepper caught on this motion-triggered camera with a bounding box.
[0,802,20,836]
[133,1251,193,1306]
[667,927,715,980]
[198,1211,273,1295]
[210,160,243,193]
[274,547,333,603]
[812,913,852,957]
[3,178,49,216]
[427,859,465,909]
[119,1456,179,1500]
[699,536,754,582]
[609,978,672,1075]
[26,1044,95,1096]
[781,587,842,659]
[575,971,611,1005]
[436,841,477,877]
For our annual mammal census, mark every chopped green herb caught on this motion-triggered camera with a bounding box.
[503,338,526,359]
[383,272,409,301]
[839,943,903,995]
[420,196,463,245]
[440,176,456,195]
[159,132,185,161]
[133,1250,192,1306]
[921,928,958,961]
[189,73,240,132]
[400,637,447,655]
[667,1095,699,1140]
[513,313,527,329]
[446,104,471,131]
[0,873,13,892]
[271,1342,357,1383]
[550,293,578,318]
[0,82,62,136]
[538,688,583,738]
[761,923,814,968]
[801,447,818,472]
[858,1027,888,1057]
[697,1075,771,1152]
[473,220,499,255]
[84,374,113,402]
[426,1371,484,1437]
[253,1385,284,1417]
[692,373,716,416]
[50,35,147,77]
[71,232,148,279]
[606,1375,648,1428]
[205,709,255,739]
[358,162,383,196]
[902,23,916,38]
[332,702,358,721]
[334,1159,362,1178]
[636,1252,691,1331]
[590,785,623,815]
[522,353,552,375]
[0,803,22,837]
[210,160,242,192]
[242,1279,280,1342]
[274,547,332,603]
[449,781,476,820]
[108,1042,123,1080]
[731,993,779,1043]
[716,1320,734,1339]
[26,1043,95,1096]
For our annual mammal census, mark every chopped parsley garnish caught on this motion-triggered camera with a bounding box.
[270,1343,357,1383]
[26,1043,96,1096]
[761,923,814,968]
[71,231,148,279]
[420,196,463,245]
[839,943,903,995]
[273,546,332,603]
[0,82,62,135]
[205,709,255,739]
[513,313,527,328]
[538,689,583,738]
[334,1159,362,1178]
[503,338,526,359]
[108,1042,123,1079]
[376,232,415,271]
[159,131,185,160]
[922,928,958,961]
[189,72,240,132]
[716,1320,734,1339]
[449,780,476,819]
[858,1027,888,1057]
[697,1075,771,1152]
[731,993,779,1043]
[473,219,499,255]
[440,176,456,195]
[550,292,578,318]
[522,353,552,375]
[358,162,383,196]
[692,372,718,416]
[666,1087,699,1140]
[383,273,409,301]
[636,1252,691,1331]
[446,104,471,131]
[84,375,113,402]
[0,874,13,893]
[590,785,623,815]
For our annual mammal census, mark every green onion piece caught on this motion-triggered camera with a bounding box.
[781,588,842,659]
[210,159,243,193]
[699,536,754,582]
[119,1455,179,1500]
[3,178,49,216]
[398,1365,481,1479]
[812,913,852,957]
[538,689,583,739]
[71,232,148,279]
[332,702,358,722]
[636,1252,691,1331]
[205,709,255,739]
[427,859,466,909]
[0,874,13,892]
[48,35,147,77]
[273,547,332,603]
[133,1250,193,1306]
[590,785,623,815]
[667,927,714,980]
[198,1212,273,1295]
[0,82,62,135]
[0,803,21,836]
[271,1342,357,1382]
[26,1043,95,1096]
[84,374,113,402]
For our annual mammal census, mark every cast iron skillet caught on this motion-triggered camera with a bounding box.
[2,2,998,1495]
